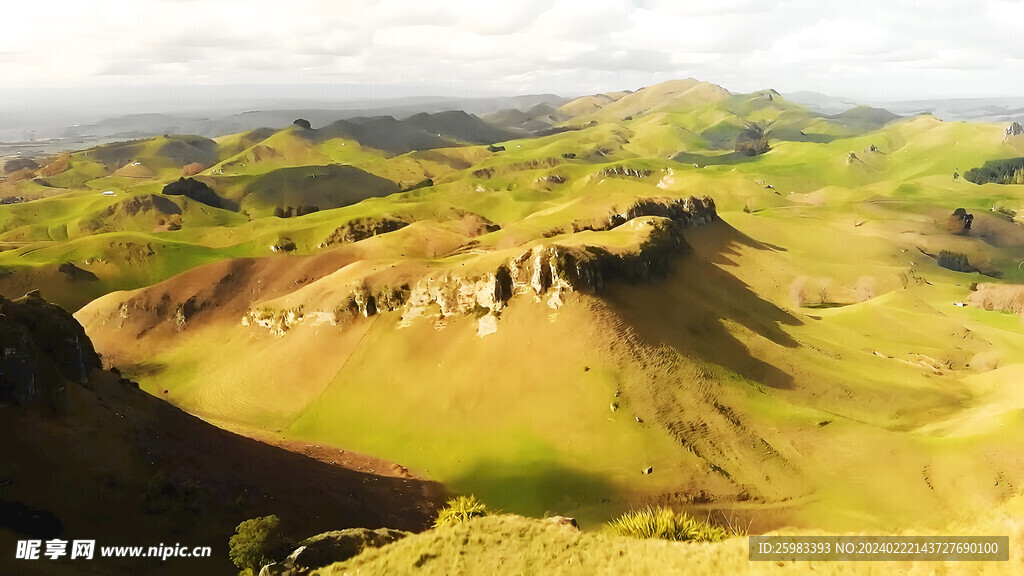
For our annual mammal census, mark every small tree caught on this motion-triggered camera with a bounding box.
[818,284,830,306]
[228,515,289,573]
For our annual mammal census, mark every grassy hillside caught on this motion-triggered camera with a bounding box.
[0,123,487,308]
[5,81,1024,567]
[235,164,401,216]
[318,509,1023,575]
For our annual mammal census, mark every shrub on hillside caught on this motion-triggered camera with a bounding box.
[433,495,491,528]
[607,506,729,542]
[273,205,319,218]
[228,515,290,574]
[936,250,972,273]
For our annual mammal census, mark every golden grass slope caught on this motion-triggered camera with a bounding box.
[319,506,1024,576]
[558,79,731,122]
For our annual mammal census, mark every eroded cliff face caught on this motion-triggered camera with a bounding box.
[242,196,716,337]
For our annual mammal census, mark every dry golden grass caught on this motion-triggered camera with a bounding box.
[968,283,1024,315]
[319,501,1024,576]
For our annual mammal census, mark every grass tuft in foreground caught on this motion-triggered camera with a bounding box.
[606,506,729,542]
[433,494,492,528]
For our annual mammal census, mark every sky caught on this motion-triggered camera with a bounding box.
[2,0,1023,108]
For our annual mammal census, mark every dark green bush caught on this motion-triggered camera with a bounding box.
[228,515,290,573]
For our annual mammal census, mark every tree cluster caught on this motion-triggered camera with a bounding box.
[963,158,1024,185]
[273,205,320,218]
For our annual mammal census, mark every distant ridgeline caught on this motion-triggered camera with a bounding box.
[963,157,1024,185]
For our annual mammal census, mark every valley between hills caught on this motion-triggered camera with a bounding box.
[3,78,1023,574]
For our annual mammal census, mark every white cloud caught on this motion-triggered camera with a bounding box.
[0,0,1020,100]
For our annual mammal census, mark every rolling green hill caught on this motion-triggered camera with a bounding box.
[3,81,1024,575]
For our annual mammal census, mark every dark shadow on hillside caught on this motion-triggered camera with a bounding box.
[57,262,98,282]
[0,371,444,575]
[448,460,621,522]
[710,223,789,255]
[604,220,803,389]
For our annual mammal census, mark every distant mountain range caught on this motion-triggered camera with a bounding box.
[6,83,1024,159]
[787,91,1024,123]
[0,93,564,157]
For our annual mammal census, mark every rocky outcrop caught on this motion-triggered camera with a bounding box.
[260,528,409,576]
[318,217,410,249]
[610,196,715,228]
[243,196,716,336]
[318,212,499,250]
[600,165,654,179]
[241,306,306,338]
[270,238,297,253]
[735,124,771,156]
[473,158,559,179]
[0,292,101,406]
[563,196,715,235]
[547,516,579,530]
[174,296,204,332]
[1004,121,1024,141]
[347,285,410,318]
